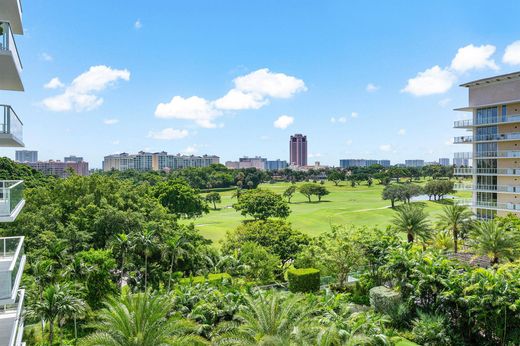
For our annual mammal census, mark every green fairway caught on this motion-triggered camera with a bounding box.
[189,181,471,244]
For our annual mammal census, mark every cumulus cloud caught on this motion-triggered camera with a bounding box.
[398,128,406,136]
[213,89,267,110]
[273,115,294,129]
[346,139,353,145]
[148,128,189,140]
[155,96,221,128]
[503,41,520,65]
[351,112,359,118]
[330,116,347,123]
[233,68,306,99]
[42,65,130,112]
[379,144,392,152]
[450,44,498,73]
[401,65,456,96]
[44,77,64,89]
[134,19,142,29]
[366,83,379,92]
[103,118,119,125]
[40,52,53,62]
[183,145,198,154]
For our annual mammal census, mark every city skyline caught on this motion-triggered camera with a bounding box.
[2,1,520,168]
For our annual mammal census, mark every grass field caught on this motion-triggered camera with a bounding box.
[189,181,471,244]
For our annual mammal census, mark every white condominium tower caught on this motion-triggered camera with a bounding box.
[454,71,520,219]
[0,0,27,345]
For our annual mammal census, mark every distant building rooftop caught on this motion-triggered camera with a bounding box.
[460,71,520,88]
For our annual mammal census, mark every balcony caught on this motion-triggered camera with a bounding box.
[0,181,24,222]
[454,183,520,193]
[474,132,520,143]
[0,105,23,147]
[0,22,23,91]
[454,168,520,176]
[453,115,520,128]
[0,236,25,305]
[475,151,520,159]
[0,0,23,35]
[454,136,473,144]
[456,199,520,212]
[0,289,25,346]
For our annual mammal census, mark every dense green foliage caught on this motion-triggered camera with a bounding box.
[287,268,320,293]
[232,188,290,220]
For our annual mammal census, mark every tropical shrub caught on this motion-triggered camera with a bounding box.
[287,268,320,293]
[369,286,401,316]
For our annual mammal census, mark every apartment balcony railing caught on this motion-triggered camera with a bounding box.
[0,181,24,222]
[453,119,473,128]
[475,150,520,159]
[454,183,520,193]
[456,198,520,212]
[0,105,23,147]
[454,168,520,176]
[0,21,23,91]
[0,0,23,35]
[454,136,473,144]
[453,114,520,128]
[0,289,25,346]
[474,132,520,142]
[0,236,25,304]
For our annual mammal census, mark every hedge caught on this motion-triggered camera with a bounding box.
[288,268,320,293]
[369,286,401,316]
[179,273,231,285]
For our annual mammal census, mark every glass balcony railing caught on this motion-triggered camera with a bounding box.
[0,22,22,72]
[456,199,520,211]
[453,119,473,128]
[454,183,520,193]
[0,181,23,220]
[454,136,473,144]
[454,114,520,128]
[0,105,23,146]
[0,236,24,302]
[474,132,520,142]
[475,151,520,158]
[454,168,520,175]
[0,289,25,346]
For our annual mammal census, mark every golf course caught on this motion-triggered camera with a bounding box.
[191,181,471,243]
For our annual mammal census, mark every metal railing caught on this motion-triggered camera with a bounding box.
[454,136,473,144]
[454,114,520,127]
[454,183,520,193]
[0,105,22,143]
[7,289,24,346]
[0,22,22,72]
[454,168,520,175]
[474,132,520,142]
[475,151,520,158]
[456,199,520,211]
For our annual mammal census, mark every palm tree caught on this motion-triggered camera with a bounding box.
[214,291,311,345]
[436,204,473,253]
[80,290,206,346]
[133,229,156,290]
[114,233,131,288]
[162,234,193,292]
[469,220,520,264]
[28,284,86,345]
[392,203,430,244]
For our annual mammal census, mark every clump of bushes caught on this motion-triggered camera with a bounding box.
[287,268,320,293]
[369,286,401,316]
[179,273,231,285]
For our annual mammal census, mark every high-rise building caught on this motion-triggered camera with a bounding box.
[266,159,288,171]
[0,1,27,344]
[15,150,37,162]
[103,151,219,172]
[226,156,267,170]
[405,160,425,168]
[453,71,520,219]
[289,134,307,166]
[439,158,450,166]
[339,159,391,168]
[64,155,84,163]
[24,160,90,177]
[453,152,471,167]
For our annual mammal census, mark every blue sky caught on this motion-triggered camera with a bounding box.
[3,0,520,168]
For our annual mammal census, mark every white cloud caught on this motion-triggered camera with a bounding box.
[379,144,392,152]
[331,116,347,123]
[273,115,294,129]
[155,96,221,128]
[112,140,120,145]
[134,19,142,30]
[503,41,520,65]
[450,44,498,73]
[233,68,306,99]
[42,65,130,112]
[366,83,379,92]
[309,153,322,158]
[183,145,198,154]
[330,117,336,123]
[103,118,119,125]
[148,128,189,140]
[398,128,406,136]
[438,98,451,107]
[401,65,456,96]
[213,89,267,110]
[40,52,53,62]
[44,77,64,89]
[346,139,353,145]
[351,112,358,118]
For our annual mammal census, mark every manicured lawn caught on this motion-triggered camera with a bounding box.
[188,181,471,244]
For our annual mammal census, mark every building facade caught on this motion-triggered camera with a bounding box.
[25,160,90,177]
[404,160,425,168]
[225,156,267,170]
[439,158,450,166]
[0,1,27,344]
[103,151,220,172]
[266,159,288,171]
[454,71,520,219]
[64,155,84,163]
[339,159,391,168]
[15,150,37,162]
[290,134,307,166]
